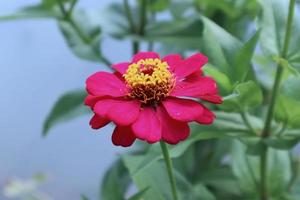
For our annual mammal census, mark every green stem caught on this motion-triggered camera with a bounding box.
[68,0,78,16]
[160,141,179,200]
[147,11,156,51]
[138,0,148,36]
[262,0,295,137]
[260,147,268,200]
[123,0,139,54]
[56,0,112,67]
[260,0,296,199]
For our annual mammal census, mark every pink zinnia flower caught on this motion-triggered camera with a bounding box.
[85,52,222,147]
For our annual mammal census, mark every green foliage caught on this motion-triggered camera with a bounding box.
[221,81,263,112]
[3,0,300,199]
[43,89,89,136]
[58,10,105,63]
[101,159,131,200]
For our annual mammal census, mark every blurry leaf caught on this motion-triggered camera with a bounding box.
[101,159,131,200]
[169,0,194,19]
[123,154,207,200]
[199,16,242,79]
[192,183,216,200]
[233,31,260,83]
[58,10,107,63]
[43,89,89,136]
[231,140,292,198]
[0,4,57,21]
[258,0,300,72]
[275,95,300,129]
[123,155,172,200]
[142,18,204,49]
[131,112,254,176]
[127,188,149,200]
[221,81,263,112]
[273,56,300,76]
[81,194,90,200]
[203,64,233,95]
[137,0,169,12]
[264,137,298,150]
[275,77,300,128]
[95,3,130,37]
[258,0,287,56]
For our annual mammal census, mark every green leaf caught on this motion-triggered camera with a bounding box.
[58,10,106,63]
[221,81,263,112]
[80,194,90,200]
[273,56,300,76]
[258,0,300,72]
[203,64,233,95]
[127,188,149,200]
[192,183,216,200]
[231,140,292,198]
[101,159,131,200]
[199,16,242,78]
[275,77,300,128]
[137,0,169,12]
[142,18,204,49]
[123,155,172,200]
[123,154,206,200]
[131,112,254,176]
[232,31,260,83]
[0,4,57,21]
[43,89,89,136]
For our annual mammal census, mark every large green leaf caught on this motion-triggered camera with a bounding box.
[130,112,254,176]
[199,17,258,85]
[101,159,131,200]
[232,31,260,83]
[43,89,89,136]
[221,81,263,112]
[199,16,241,77]
[123,155,172,200]
[231,140,292,199]
[123,154,214,200]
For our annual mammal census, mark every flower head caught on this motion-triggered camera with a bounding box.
[85,52,222,147]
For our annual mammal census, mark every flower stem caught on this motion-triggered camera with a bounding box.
[56,0,112,67]
[260,0,296,199]
[160,141,179,200]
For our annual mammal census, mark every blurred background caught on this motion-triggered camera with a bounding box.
[0,0,130,199]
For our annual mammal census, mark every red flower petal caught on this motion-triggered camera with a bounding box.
[163,98,203,122]
[132,52,160,63]
[195,105,216,124]
[112,62,130,74]
[132,107,161,143]
[89,114,110,129]
[94,98,140,126]
[112,126,136,147]
[157,106,190,144]
[173,53,208,79]
[162,54,183,72]
[85,95,104,108]
[86,72,127,97]
[172,76,222,104]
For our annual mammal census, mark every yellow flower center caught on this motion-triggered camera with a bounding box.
[123,58,175,105]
